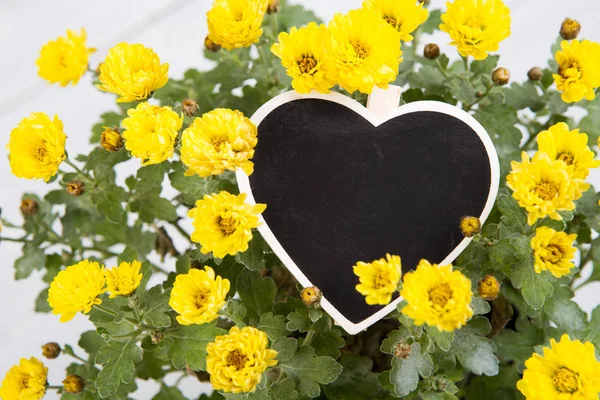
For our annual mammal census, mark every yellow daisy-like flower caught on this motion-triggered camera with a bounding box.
[180,108,258,177]
[7,112,66,182]
[207,0,269,51]
[169,266,230,325]
[553,40,600,103]
[353,254,402,305]
[48,260,106,323]
[0,357,48,400]
[401,259,473,332]
[517,334,600,400]
[122,102,182,165]
[36,28,95,87]
[531,227,577,278]
[506,152,578,226]
[362,0,429,42]
[96,42,169,102]
[105,260,143,298]
[440,0,511,60]
[326,9,402,94]
[206,326,278,393]
[271,22,336,94]
[188,191,266,258]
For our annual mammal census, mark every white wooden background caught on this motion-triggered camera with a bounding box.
[1,0,599,398]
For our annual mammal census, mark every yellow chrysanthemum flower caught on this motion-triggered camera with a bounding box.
[48,260,106,323]
[122,102,182,165]
[531,227,577,278]
[506,152,578,226]
[206,326,278,393]
[271,22,336,94]
[0,357,48,400]
[105,260,143,298]
[440,0,511,60]
[401,259,473,332]
[553,40,600,103]
[96,42,169,102]
[362,0,429,42]
[188,191,266,258]
[169,266,230,325]
[180,108,258,177]
[326,9,402,94]
[207,0,269,50]
[353,254,402,305]
[517,334,600,400]
[36,28,95,87]
[7,112,66,182]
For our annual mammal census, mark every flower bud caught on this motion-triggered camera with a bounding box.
[151,331,165,345]
[459,216,481,238]
[300,286,322,308]
[41,342,61,359]
[100,127,123,152]
[204,36,221,53]
[492,67,510,86]
[424,43,440,60]
[182,99,199,117]
[433,377,447,391]
[267,0,280,14]
[394,342,411,359]
[527,67,543,81]
[560,18,581,40]
[63,374,85,394]
[66,180,85,196]
[20,199,39,216]
[478,275,500,300]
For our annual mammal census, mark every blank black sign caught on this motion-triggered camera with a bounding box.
[249,99,492,323]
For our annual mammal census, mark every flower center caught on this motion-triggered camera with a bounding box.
[219,216,237,235]
[298,56,317,74]
[534,182,558,201]
[559,62,582,79]
[383,15,400,31]
[541,245,563,264]
[36,140,48,162]
[22,378,30,389]
[429,283,453,307]
[195,291,207,308]
[212,136,228,152]
[352,42,369,60]
[226,349,248,370]
[557,152,574,165]
[553,367,580,393]
[373,270,390,289]
[465,18,484,30]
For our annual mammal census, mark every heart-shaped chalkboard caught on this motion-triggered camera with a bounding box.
[236,91,499,334]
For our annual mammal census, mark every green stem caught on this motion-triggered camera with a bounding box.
[463,56,469,75]
[93,304,138,325]
[434,59,451,82]
[0,236,28,243]
[169,219,193,244]
[302,329,316,347]
[109,328,143,339]
[151,264,169,275]
[175,373,187,386]
[47,385,63,390]
[64,158,93,180]
[63,350,88,364]
[464,85,493,111]
[82,246,118,258]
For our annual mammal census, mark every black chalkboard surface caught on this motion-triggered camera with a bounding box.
[244,97,496,328]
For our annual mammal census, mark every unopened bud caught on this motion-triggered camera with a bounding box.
[492,67,510,86]
[560,18,581,40]
[63,374,85,394]
[300,286,322,308]
[204,36,221,53]
[66,180,85,196]
[478,275,500,300]
[424,43,440,60]
[182,99,199,117]
[459,216,481,238]
[20,199,39,216]
[100,127,123,152]
[476,91,484,98]
[527,67,543,81]
[433,377,447,391]
[42,342,61,359]
[267,0,280,14]
[151,331,165,345]
[394,342,411,359]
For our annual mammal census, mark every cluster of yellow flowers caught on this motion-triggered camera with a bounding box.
[0,357,48,400]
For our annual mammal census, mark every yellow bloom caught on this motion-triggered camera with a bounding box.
[100,126,123,152]
[553,40,600,103]
[477,275,500,300]
[169,266,230,325]
[506,152,578,226]
[7,112,66,182]
[362,0,429,42]
[517,334,600,400]
[122,102,182,165]
[36,28,95,87]
[440,0,511,60]
[207,0,269,50]
[48,260,106,323]
[188,192,266,258]
[531,227,577,278]
[401,259,473,332]
[537,123,599,196]
[181,109,257,177]
[326,9,402,94]
[206,326,278,393]
[271,22,336,94]
[353,254,402,305]
[105,260,143,298]
[0,357,47,400]
[96,42,169,102]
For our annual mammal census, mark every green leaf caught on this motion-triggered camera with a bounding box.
[471,296,492,315]
[130,188,178,223]
[543,285,587,336]
[451,317,499,376]
[428,326,455,352]
[493,319,543,371]
[235,232,269,271]
[140,285,172,328]
[407,65,448,95]
[88,296,131,325]
[272,337,298,363]
[258,312,290,341]
[579,96,600,145]
[324,356,394,400]
[136,350,167,380]
[311,317,345,359]
[95,337,143,398]
[470,55,499,76]
[236,270,276,323]
[222,386,270,400]
[287,308,311,333]
[90,184,127,224]
[496,195,527,235]
[585,305,600,346]
[152,385,187,400]
[15,245,45,279]
[269,378,299,400]
[136,163,170,194]
[419,9,442,34]
[466,365,523,400]
[79,330,106,359]
[389,342,434,397]
[167,323,226,371]
[221,299,248,326]
[281,346,343,398]
[35,288,51,313]
[512,267,554,310]
[504,82,544,111]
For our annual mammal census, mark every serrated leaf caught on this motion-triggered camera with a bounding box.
[95,337,143,398]
[419,9,442,34]
[221,299,247,326]
[140,285,172,328]
[222,385,270,400]
[79,330,106,358]
[585,305,600,346]
[131,188,178,223]
[235,232,269,271]
[91,184,127,224]
[493,319,543,371]
[136,163,170,193]
[543,285,587,336]
[287,308,311,333]
[269,378,298,400]
[311,320,344,359]
[452,317,499,376]
[390,342,434,397]
[258,312,290,341]
[272,337,298,363]
[324,356,394,400]
[428,326,455,352]
[88,296,131,324]
[471,296,492,315]
[167,323,226,371]
[15,245,45,279]
[236,270,276,323]
[281,346,343,398]
[35,288,51,313]
[152,385,187,400]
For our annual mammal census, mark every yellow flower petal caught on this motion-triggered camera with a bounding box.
[0,357,48,400]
